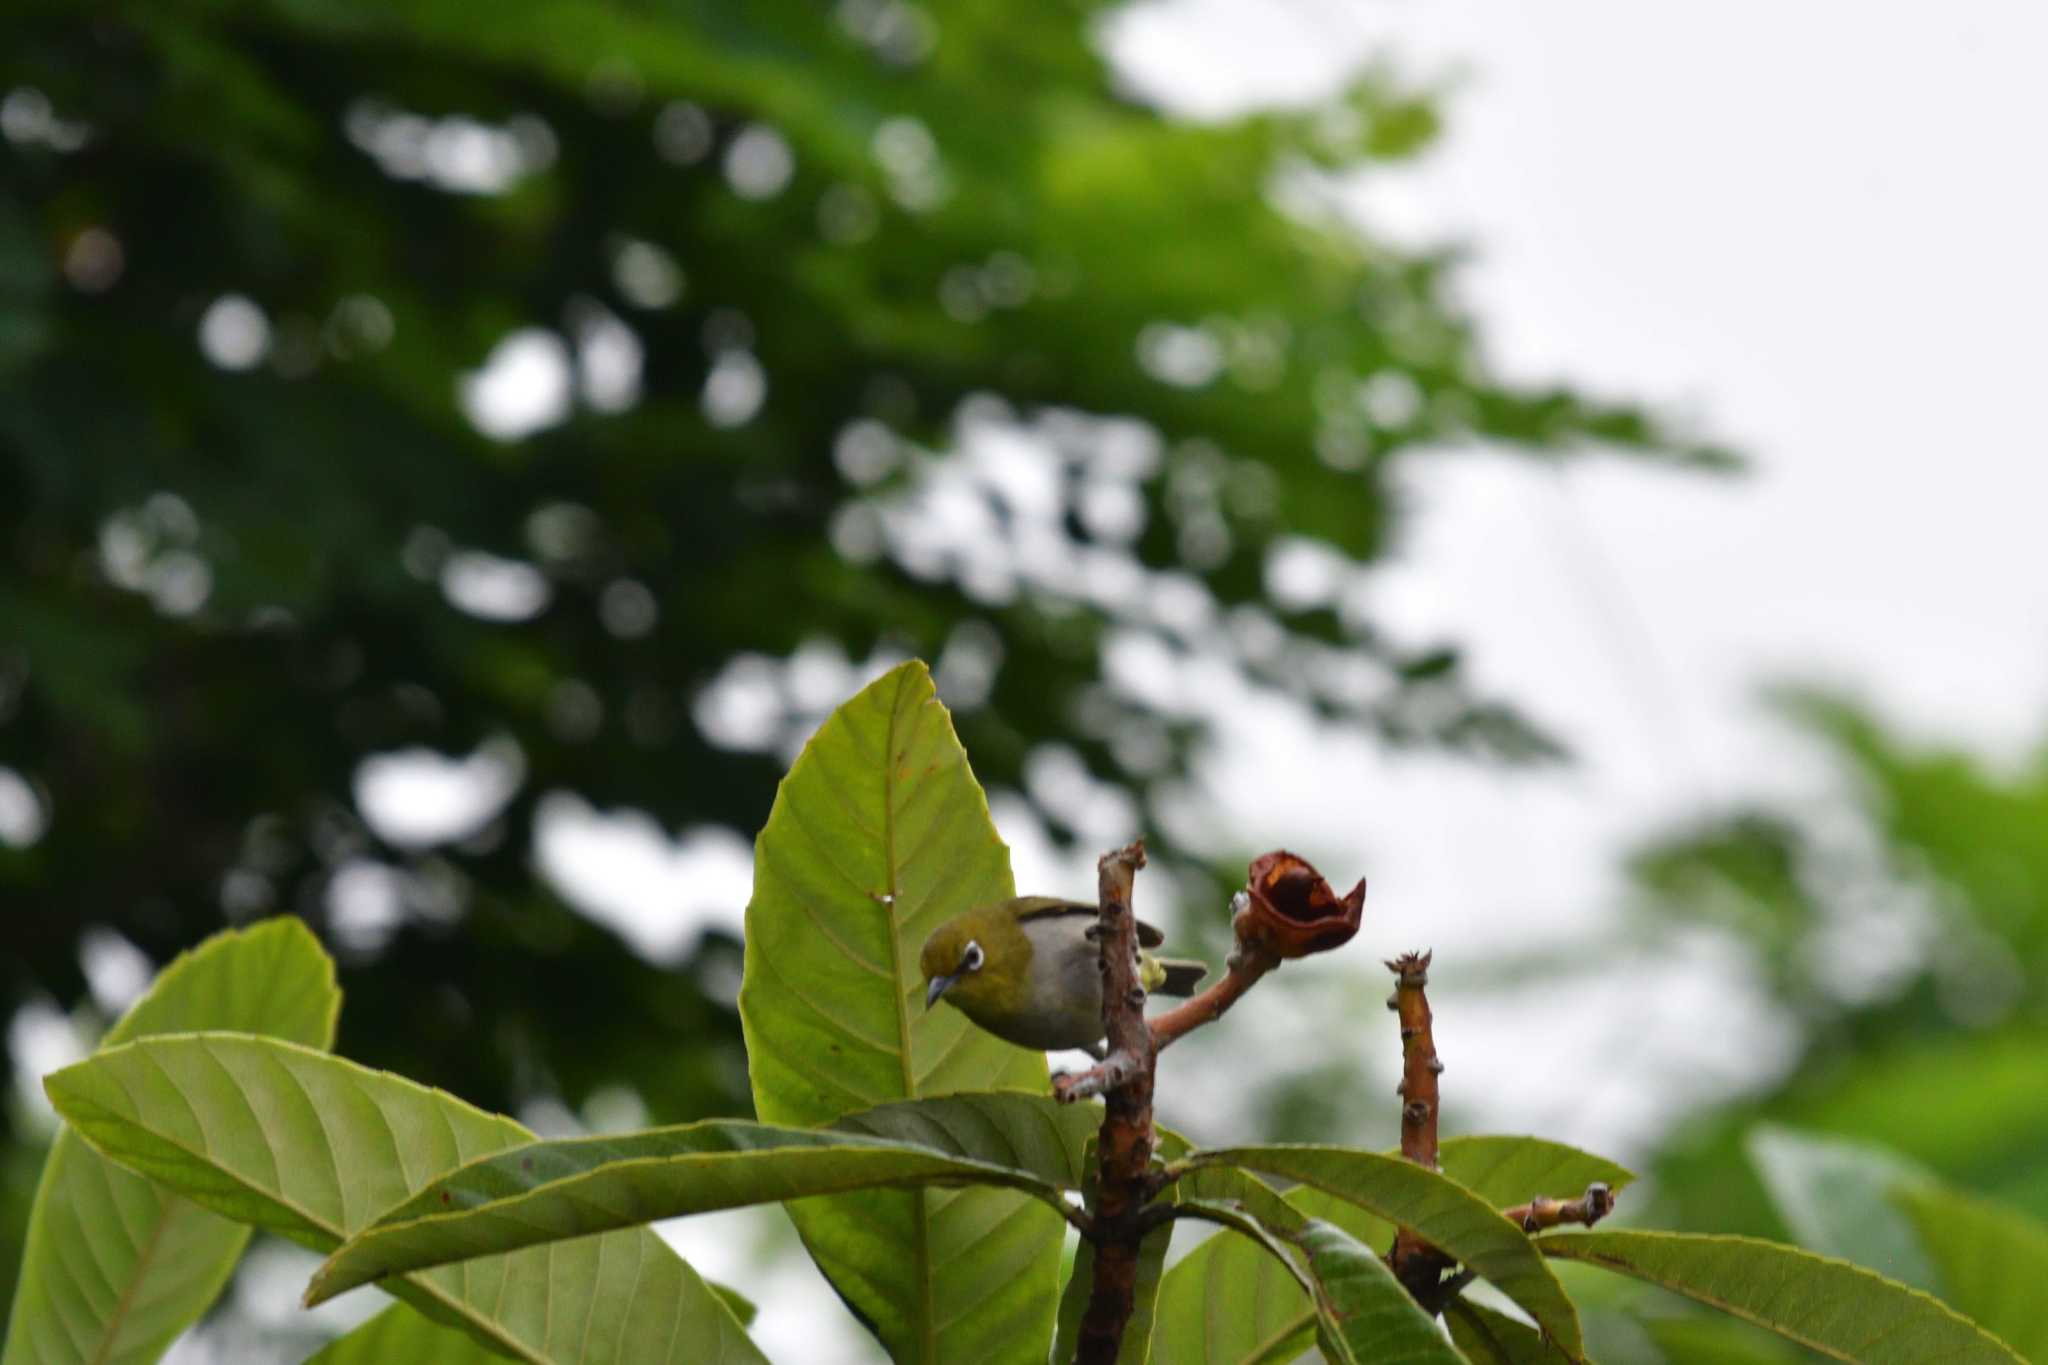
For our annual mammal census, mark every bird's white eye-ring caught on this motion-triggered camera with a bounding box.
[961,940,985,972]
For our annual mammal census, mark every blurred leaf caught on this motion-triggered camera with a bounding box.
[301,1302,509,1364]
[1191,1145,1580,1355]
[740,660,1056,1365]
[1895,1183,2048,1362]
[1652,1026,2048,1243]
[1637,1313,1806,1364]
[2,919,339,1365]
[43,1034,764,1364]
[706,1281,759,1330]
[1543,1230,2022,1363]
[1445,1300,1572,1363]
[1745,1124,1939,1291]
[311,1091,1093,1302]
[1439,1136,1635,1210]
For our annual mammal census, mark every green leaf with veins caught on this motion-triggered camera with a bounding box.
[308,1091,1096,1302]
[739,660,1064,1365]
[1542,1229,2022,1364]
[3,919,339,1365]
[43,1034,765,1365]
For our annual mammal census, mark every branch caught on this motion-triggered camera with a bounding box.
[1052,847,1365,1362]
[1384,950,1457,1304]
[1065,840,1157,1365]
[1503,1183,1616,1234]
[1146,934,1279,1054]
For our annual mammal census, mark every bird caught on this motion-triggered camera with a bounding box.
[919,896,1208,1055]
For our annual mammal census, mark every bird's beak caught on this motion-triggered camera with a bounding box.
[924,974,957,1010]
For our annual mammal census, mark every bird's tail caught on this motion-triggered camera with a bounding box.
[1152,958,1208,997]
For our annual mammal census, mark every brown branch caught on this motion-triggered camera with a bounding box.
[1063,840,1157,1365]
[1052,849,1363,1361]
[1385,950,1456,1304]
[1503,1183,1616,1234]
[1387,950,1441,1167]
[1147,934,1279,1054]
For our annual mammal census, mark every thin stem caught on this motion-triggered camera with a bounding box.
[1384,950,1456,1304]
[1147,944,1279,1054]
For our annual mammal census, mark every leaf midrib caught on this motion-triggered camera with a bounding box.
[84,1184,174,1365]
[877,671,934,1365]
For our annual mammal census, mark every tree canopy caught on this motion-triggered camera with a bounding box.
[0,0,1717,1163]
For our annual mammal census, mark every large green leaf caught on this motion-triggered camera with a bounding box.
[739,659,1059,1365]
[1745,1124,1939,1291]
[308,1092,1093,1302]
[301,1303,510,1364]
[42,1034,765,1365]
[3,919,340,1365]
[1638,1315,1806,1364]
[1896,1184,2048,1361]
[1541,1229,2023,1363]
[1191,1146,1581,1355]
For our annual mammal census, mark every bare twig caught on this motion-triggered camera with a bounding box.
[1147,935,1279,1054]
[1385,950,1457,1304]
[1386,951,1441,1168]
[1504,1183,1616,1234]
[1064,841,1157,1365]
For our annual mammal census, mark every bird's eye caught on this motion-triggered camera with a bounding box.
[961,941,984,972]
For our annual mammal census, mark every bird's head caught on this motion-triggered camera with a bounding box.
[919,901,1031,1020]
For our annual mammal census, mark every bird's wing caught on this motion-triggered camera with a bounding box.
[1010,896,1165,948]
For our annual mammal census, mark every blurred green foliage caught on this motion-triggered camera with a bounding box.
[1569,696,2048,1358]
[0,0,1712,1181]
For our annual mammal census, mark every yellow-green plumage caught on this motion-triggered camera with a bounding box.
[918,896,1207,1053]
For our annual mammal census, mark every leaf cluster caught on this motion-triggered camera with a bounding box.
[4,664,2029,1364]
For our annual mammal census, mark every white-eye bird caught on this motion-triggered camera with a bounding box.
[919,896,1208,1054]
